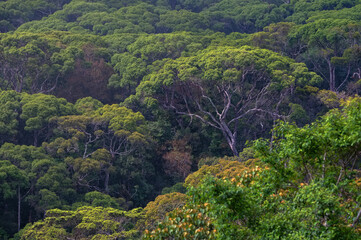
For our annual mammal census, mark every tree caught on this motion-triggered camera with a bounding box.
[162,138,192,180]
[20,93,75,146]
[0,161,28,232]
[289,19,361,91]
[0,33,79,93]
[289,0,359,24]
[20,206,143,240]
[156,10,210,33]
[54,44,115,103]
[45,104,148,194]
[0,143,73,229]
[254,96,361,185]
[136,45,320,155]
[0,0,71,32]
[0,90,22,144]
[108,32,212,99]
[204,0,287,33]
[250,22,295,54]
[141,192,187,230]
[82,191,127,209]
[74,96,103,114]
[145,161,360,239]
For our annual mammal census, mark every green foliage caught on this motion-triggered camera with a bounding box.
[21,93,74,131]
[143,96,361,239]
[317,89,342,108]
[255,96,361,185]
[161,182,186,194]
[146,166,361,239]
[82,191,127,209]
[197,156,221,168]
[294,0,361,23]
[13,0,359,37]
[288,103,309,125]
[0,32,82,94]
[0,160,28,199]
[250,22,296,53]
[0,143,74,220]
[74,96,104,114]
[3,0,361,239]
[20,93,75,146]
[185,158,260,187]
[20,206,144,240]
[143,202,217,239]
[108,32,217,100]
[136,45,321,155]
[141,192,187,230]
[0,90,22,142]
[0,0,71,32]
[41,103,153,205]
[289,18,361,90]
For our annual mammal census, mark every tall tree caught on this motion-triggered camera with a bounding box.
[136,46,320,155]
[254,96,361,184]
[0,90,22,144]
[0,161,28,232]
[45,104,148,194]
[20,93,75,146]
[0,143,72,226]
[289,19,361,91]
[0,33,78,93]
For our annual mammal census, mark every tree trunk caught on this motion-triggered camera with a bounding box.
[220,123,239,156]
[228,140,239,157]
[18,186,21,232]
[28,209,32,223]
[33,131,38,147]
[104,169,110,194]
[328,61,336,91]
[352,208,361,227]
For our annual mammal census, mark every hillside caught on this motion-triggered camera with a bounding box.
[0,0,361,239]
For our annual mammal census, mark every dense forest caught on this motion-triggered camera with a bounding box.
[0,0,361,239]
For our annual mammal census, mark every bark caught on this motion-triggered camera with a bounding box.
[328,60,336,91]
[220,121,239,156]
[104,169,110,194]
[28,209,32,223]
[18,186,21,232]
[352,208,361,227]
[33,131,38,147]
[223,132,238,156]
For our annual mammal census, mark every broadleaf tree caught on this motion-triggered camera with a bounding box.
[136,45,321,156]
